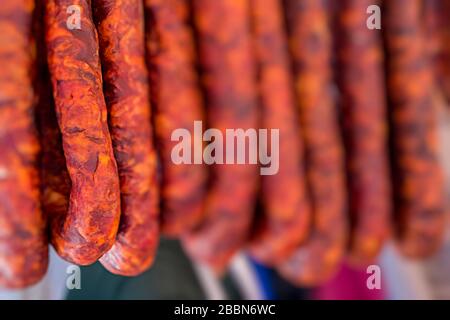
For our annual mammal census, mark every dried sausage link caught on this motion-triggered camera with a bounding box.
[45,0,121,265]
[248,0,311,266]
[335,0,391,265]
[277,0,348,286]
[441,0,450,101]
[35,0,71,250]
[383,0,446,257]
[423,0,443,92]
[0,0,48,288]
[92,0,160,276]
[144,0,206,237]
[182,0,259,272]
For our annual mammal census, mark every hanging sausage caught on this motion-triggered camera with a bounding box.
[248,0,311,266]
[335,0,391,266]
[277,0,348,286]
[384,0,446,257]
[183,0,259,272]
[93,0,160,276]
[145,0,206,237]
[0,0,48,288]
[45,0,121,265]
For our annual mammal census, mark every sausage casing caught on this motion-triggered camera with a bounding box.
[335,0,391,265]
[45,0,121,265]
[0,0,48,288]
[384,0,446,257]
[277,0,348,286]
[92,0,160,276]
[182,0,259,272]
[248,0,311,265]
[145,0,206,237]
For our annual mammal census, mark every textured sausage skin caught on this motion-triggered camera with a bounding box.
[35,0,71,247]
[423,0,443,91]
[92,0,160,276]
[423,0,450,104]
[384,0,446,258]
[45,0,121,265]
[145,0,206,237]
[422,0,450,102]
[248,0,311,265]
[0,0,48,288]
[277,0,348,286]
[182,0,259,272]
[335,0,391,265]
[441,0,450,101]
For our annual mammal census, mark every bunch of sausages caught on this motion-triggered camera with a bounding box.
[0,0,449,289]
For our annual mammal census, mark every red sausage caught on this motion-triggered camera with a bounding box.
[144,0,206,237]
[335,0,392,265]
[93,0,160,276]
[277,0,348,286]
[0,0,48,288]
[384,0,446,258]
[45,0,121,265]
[247,0,311,266]
[182,0,259,272]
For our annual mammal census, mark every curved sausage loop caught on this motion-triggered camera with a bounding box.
[45,0,121,265]
[93,0,160,276]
